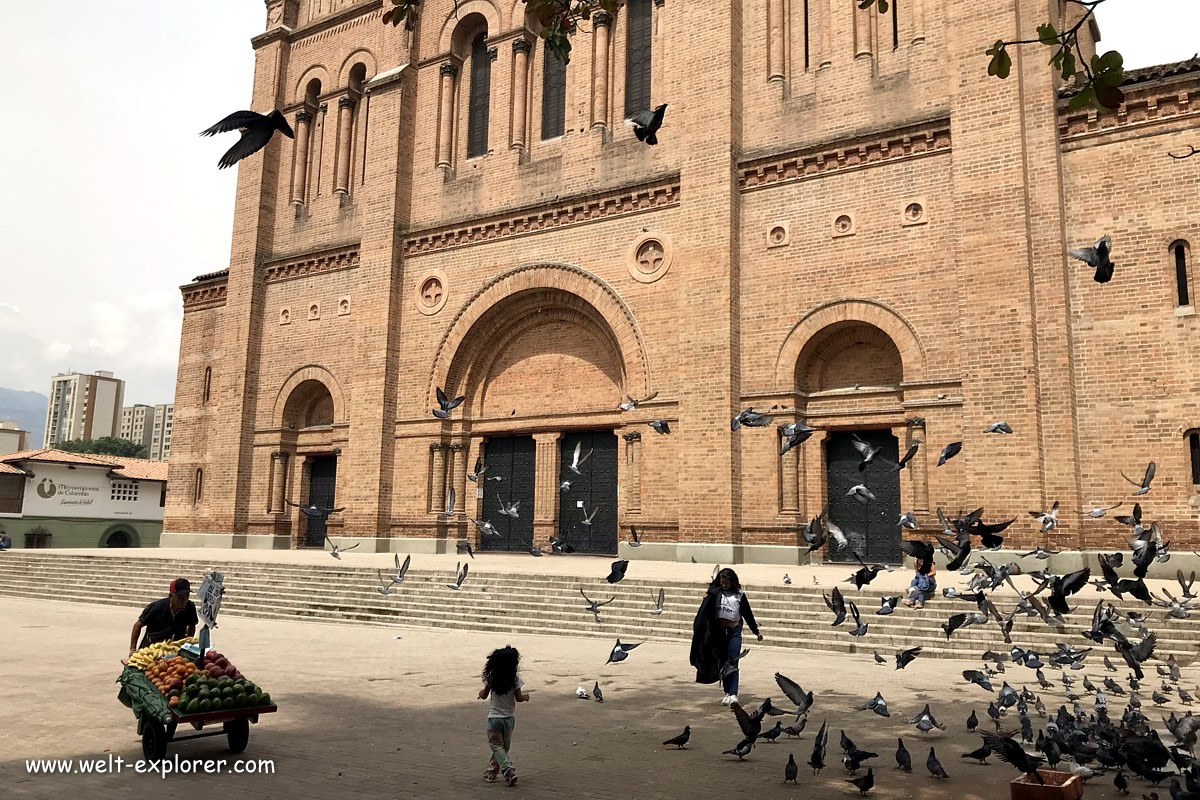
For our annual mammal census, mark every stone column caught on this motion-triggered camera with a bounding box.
[590,12,613,130]
[290,109,313,205]
[767,0,786,81]
[623,431,642,513]
[269,451,289,513]
[909,420,929,512]
[533,433,562,544]
[334,95,357,194]
[436,62,458,168]
[818,0,833,68]
[510,38,532,150]
[429,443,447,513]
[778,425,799,513]
[802,430,828,524]
[447,443,466,514]
[854,2,874,59]
[312,103,327,198]
[910,0,926,45]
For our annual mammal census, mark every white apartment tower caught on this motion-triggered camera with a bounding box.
[120,403,174,461]
[43,371,125,447]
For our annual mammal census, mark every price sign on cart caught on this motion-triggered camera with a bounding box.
[196,571,226,653]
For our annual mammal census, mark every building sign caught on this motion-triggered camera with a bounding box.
[197,571,226,630]
[20,464,164,521]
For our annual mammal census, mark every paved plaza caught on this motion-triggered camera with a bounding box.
[3,594,1187,800]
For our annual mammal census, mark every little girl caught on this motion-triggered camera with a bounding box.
[478,645,529,785]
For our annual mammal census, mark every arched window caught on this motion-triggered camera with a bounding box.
[624,0,653,119]
[202,366,212,404]
[194,468,204,505]
[1172,240,1191,307]
[1188,429,1200,488]
[891,0,899,50]
[542,43,567,140]
[467,33,491,158]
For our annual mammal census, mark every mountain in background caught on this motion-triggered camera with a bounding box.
[0,387,48,448]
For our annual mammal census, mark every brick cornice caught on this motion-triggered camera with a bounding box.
[738,119,952,192]
[402,176,681,257]
[182,282,228,312]
[1058,80,1198,148]
[288,0,380,49]
[264,244,361,284]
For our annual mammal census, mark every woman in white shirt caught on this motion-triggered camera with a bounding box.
[689,568,763,706]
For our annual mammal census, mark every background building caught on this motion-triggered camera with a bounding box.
[121,403,175,461]
[43,371,124,448]
[0,448,167,548]
[0,421,29,455]
[165,0,1200,561]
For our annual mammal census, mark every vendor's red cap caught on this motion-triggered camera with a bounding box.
[170,578,191,595]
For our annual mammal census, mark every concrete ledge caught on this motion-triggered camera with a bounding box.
[621,542,813,566]
[159,533,465,556]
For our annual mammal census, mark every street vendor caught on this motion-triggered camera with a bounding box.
[130,578,198,654]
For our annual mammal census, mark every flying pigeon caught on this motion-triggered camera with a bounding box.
[650,588,665,616]
[891,441,921,471]
[618,391,658,411]
[438,487,456,517]
[607,560,630,584]
[1029,501,1060,532]
[1069,233,1115,283]
[580,503,599,526]
[389,553,412,584]
[467,455,488,482]
[432,386,465,419]
[808,718,828,774]
[847,484,876,504]
[985,422,1014,434]
[497,497,521,519]
[200,109,295,169]
[896,647,922,670]
[567,441,593,475]
[861,692,890,717]
[1120,461,1156,496]
[375,570,393,595]
[606,638,641,665]
[850,434,883,471]
[628,103,667,145]
[446,561,469,590]
[580,588,615,622]
[455,539,474,559]
[648,419,671,435]
[323,535,359,559]
[937,441,963,466]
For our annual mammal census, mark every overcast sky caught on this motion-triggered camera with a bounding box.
[0,1,1195,406]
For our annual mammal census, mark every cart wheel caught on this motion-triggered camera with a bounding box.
[142,719,169,761]
[224,718,250,754]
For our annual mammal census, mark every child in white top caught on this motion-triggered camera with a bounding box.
[478,645,529,785]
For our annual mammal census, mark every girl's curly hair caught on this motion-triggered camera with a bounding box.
[482,645,520,695]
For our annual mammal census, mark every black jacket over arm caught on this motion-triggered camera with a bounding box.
[689,584,759,684]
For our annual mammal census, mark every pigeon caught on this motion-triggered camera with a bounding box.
[982,731,1045,784]
[895,738,912,772]
[1121,461,1157,496]
[873,651,887,665]
[913,704,946,733]
[808,718,829,774]
[899,512,920,530]
[1043,567,1091,616]
[606,560,630,584]
[731,406,773,430]
[467,456,488,482]
[497,497,521,519]
[1178,570,1197,599]
[469,516,501,537]
[783,573,792,585]
[438,486,456,517]
[200,109,295,169]
[1082,502,1122,518]
[761,721,783,743]
[432,386,465,419]
[784,753,798,783]
[967,709,979,731]
[580,589,615,622]
[592,681,603,702]
[288,498,346,520]
[628,103,667,145]
[780,422,816,455]
[446,561,469,590]
[663,726,691,749]
[1069,233,1115,283]
[774,672,814,718]
[323,535,360,559]
[962,741,992,765]
[567,441,593,476]
[549,536,575,554]
[375,570,393,595]
[937,441,963,466]
[927,747,950,778]
[1029,501,1060,532]
[576,686,590,699]
[825,586,848,626]
[618,391,659,411]
[851,434,883,471]
[848,601,869,636]
[892,441,921,471]
[723,738,754,760]
[647,419,671,435]
[1019,546,1058,560]
[580,503,599,526]
[877,596,899,615]
[605,638,640,665]
[731,702,763,741]
[896,646,922,670]
[861,692,890,717]
[985,422,1014,434]
[389,553,412,584]
[650,588,665,615]
[847,484,877,504]
[559,480,572,493]
[963,670,995,692]
[455,539,475,559]
[783,720,807,738]
[1114,769,1129,795]
[847,767,874,795]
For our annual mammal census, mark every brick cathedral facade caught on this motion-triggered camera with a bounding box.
[165,0,1200,560]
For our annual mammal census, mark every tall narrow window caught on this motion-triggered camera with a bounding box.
[1173,241,1191,306]
[892,0,900,50]
[194,468,204,505]
[624,0,653,118]
[202,366,212,404]
[1189,430,1200,487]
[467,33,491,158]
[542,43,567,139]
[803,0,810,71]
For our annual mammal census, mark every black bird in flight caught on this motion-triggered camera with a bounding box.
[200,109,295,170]
[628,103,668,145]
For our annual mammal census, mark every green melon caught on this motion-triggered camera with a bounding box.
[259,693,271,706]
[198,698,211,712]
[223,697,236,710]
[221,686,235,699]
[234,692,247,707]
[246,692,261,707]
[185,699,199,714]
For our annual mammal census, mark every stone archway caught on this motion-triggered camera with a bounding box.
[272,366,346,428]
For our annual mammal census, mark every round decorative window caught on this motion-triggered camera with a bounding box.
[415,269,449,316]
[627,232,674,284]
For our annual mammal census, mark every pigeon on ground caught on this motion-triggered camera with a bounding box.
[723,738,754,760]
[962,741,992,765]
[628,103,667,145]
[324,535,359,559]
[895,738,912,771]
[761,721,783,743]
[200,109,295,169]
[808,718,829,774]
[985,422,1014,434]
[784,753,798,783]
[605,639,641,665]
[592,681,603,702]
[877,596,899,615]
[618,391,659,412]
[607,560,630,584]
[847,767,874,795]
[567,441,593,476]
[446,561,469,590]
[662,726,690,749]
[927,747,950,778]
[1121,461,1157,496]
[1069,233,1115,283]
[783,720,807,738]
[550,536,575,554]
[783,573,792,585]
[861,692,890,717]
[432,387,465,419]
[873,651,887,665]
[982,731,1045,784]
[967,709,979,731]
[576,686,589,699]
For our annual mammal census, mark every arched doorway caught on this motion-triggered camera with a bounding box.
[279,377,340,546]
[797,321,905,564]
[105,530,131,548]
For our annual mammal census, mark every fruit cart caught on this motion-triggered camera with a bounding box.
[118,645,276,760]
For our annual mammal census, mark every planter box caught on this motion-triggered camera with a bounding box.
[1010,771,1083,800]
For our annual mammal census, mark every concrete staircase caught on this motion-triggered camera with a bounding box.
[1,551,1194,663]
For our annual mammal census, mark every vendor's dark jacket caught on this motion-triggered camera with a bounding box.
[689,582,760,684]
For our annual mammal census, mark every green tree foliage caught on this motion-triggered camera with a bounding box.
[56,437,148,459]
